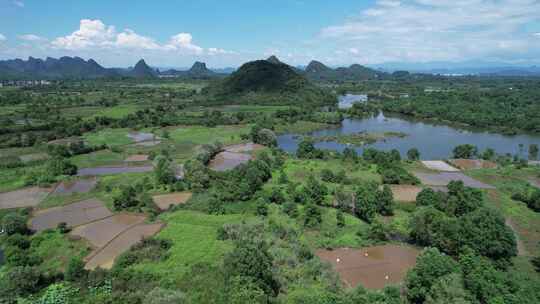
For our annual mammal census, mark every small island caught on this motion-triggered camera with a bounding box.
[313,131,408,146]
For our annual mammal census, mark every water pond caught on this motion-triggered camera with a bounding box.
[278,111,540,160]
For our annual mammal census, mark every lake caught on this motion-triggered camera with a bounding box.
[277,112,540,160]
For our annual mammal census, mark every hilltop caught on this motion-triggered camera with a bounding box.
[204,57,335,105]
[0,56,118,79]
[130,59,157,78]
[304,60,383,81]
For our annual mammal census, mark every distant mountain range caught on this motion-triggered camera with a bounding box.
[2,56,539,80]
[160,62,227,79]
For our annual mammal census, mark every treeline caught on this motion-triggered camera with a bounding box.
[379,84,540,134]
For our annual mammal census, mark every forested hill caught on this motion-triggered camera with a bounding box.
[203,58,336,105]
[304,60,384,81]
[0,56,118,79]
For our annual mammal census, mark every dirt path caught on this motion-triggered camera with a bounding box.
[505,218,529,256]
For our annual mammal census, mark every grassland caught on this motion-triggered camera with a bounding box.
[83,128,134,147]
[132,210,249,283]
[30,230,90,273]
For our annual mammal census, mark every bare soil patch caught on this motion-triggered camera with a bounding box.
[52,178,97,195]
[152,192,192,210]
[528,178,540,189]
[124,154,149,162]
[316,245,420,289]
[209,151,252,171]
[19,153,49,163]
[449,159,497,170]
[421,161,460,172]
[390,185,422,202]
[224,143,264,153]
[30,198,112,232]
[84,222,163,270]
[0,187,51,209]
[413,172,494,189]
[70,213,146,248]
[77,165,153,176]
[505,219,528,256]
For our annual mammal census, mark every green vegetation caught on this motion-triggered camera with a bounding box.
[313,131,407,146]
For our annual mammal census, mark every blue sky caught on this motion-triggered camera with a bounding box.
[1,0,539,68]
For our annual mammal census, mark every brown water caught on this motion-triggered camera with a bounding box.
[152,192,193,210]
[316,245,420,289]
[0,187,51,209]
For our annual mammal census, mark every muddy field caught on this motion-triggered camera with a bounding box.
[390,185,423,202]
[209,151,252,171]
[84,222,163,270]
[53,178,97,195]
[71,213,146,247]
[153,192,193,210]
[316,245,420,289]
[421,161,460,172]
[0,187,51,209]
[124,154,149,162]
[30,198,112,231]
[449,159,497,170]
[224,143,264,153]
[414,172,495,189]
[77,165,153,176]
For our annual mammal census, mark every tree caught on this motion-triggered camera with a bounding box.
[224,240,280,297]
[452,144,478,159]
[65,256,87,282]
[368,218,388,242]
[113,185,139,210]
[304,203,322,228]
[283,201,299,218]
[481,148,496,161]
[297,137,322,159]
[407,148,421,161]
[304,175,327,205]
[155,157,175,185]
[355,182,379,223]
[256,129,277,147]
[406,248,460,304]
[227,276,268,304]
[278,169,289,184]
[529,144,539,160]
[377,185,395,216]
[184,159,210,192]
[47,157,77,176]
[1,266,41,297]
[416,188,441,207]
[2,212,28,235]
[459,207,517,263]
[425,273,471,304]
[38,283,78,304]
[255,198,268,217]
[336,210,345,228]
[409,206,447,247]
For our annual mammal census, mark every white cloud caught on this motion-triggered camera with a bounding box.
[52,19,116,50]
[13,0,24,8]
[50,19,230,57]
[164,33,203,54]
[0,34,6,41]
[18,34,46,42]
[115,29,161,50]
[320,0,540,63]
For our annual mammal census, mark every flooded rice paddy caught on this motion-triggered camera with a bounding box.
[152,192,193,210]
[77,165,153,176]
[0,187,51,209]
[70,213,146,248]
[421,161,460,172]
[52,178,97,195]
[30,198,112,232]
[413,172,495,189]
[84,222,163,270]
[316,245,420,289]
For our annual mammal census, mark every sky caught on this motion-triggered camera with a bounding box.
[0,0,540,68]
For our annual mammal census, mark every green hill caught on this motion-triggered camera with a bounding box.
[204,59,335,106]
